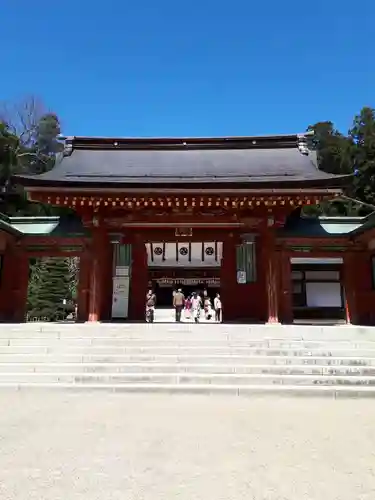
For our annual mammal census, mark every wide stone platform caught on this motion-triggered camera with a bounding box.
[1,323,375,396]
[1,392,375,500]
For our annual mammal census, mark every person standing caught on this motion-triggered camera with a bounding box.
[214,293,222,322]
[145,289,156,322]
[184,294,192,321]
[173,288,185,322]
[191,292,202,323]
[204,295,213,320]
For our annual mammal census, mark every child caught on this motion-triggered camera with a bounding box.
[184,295,192,320]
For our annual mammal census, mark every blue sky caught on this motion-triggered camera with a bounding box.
[1,0,373,137]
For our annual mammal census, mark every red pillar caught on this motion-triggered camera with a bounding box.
[343,252,358,324]
[77,249,91,322]
[220,234,238,322]
[0,245,29,322]
[100,236,113,321]
[264,229,280,324]
[87,229,108,322]
[0,248,13,321]
[279,250,293,324]
[128,235,148,321]
[13,251,29,322]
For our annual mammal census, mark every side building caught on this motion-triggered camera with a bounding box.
[0,132,372,324]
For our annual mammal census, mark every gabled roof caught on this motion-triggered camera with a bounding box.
[14,133,350,189]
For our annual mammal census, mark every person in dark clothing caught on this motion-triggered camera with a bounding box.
[173,288,185,322]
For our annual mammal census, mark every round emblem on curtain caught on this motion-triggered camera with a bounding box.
[154,246,163,255]
[179,247,188,256]
[205,246,214,255]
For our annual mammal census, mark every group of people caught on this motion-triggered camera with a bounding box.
[145,288,222,323]
[173,289,222,323]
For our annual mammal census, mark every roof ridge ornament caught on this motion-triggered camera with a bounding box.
[297,133,311,156]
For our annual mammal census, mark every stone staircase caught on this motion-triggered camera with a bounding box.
[1,323,375,396]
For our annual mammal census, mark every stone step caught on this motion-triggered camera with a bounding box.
[2,324,375,341]
[1,345,375,358]
[0,353,373,365]
[1,382,375,397]
[0,324,375,341]
[0,371,375,386]
[0,362,375,376]
[2,337,375,349]
[0,325,374,397]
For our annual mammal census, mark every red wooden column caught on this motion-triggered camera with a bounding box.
[77,248,91,322]
[354,251,373,325]
[128,234,148,321]
[279,250,293,324]
[220,233,238,322]
[0,247,13,321]
[13,250,30,322]
[0,244,29,322]
[343,252,359,324]
[264,229,280,324]
[87,228,108,322]
[100,235,114,321]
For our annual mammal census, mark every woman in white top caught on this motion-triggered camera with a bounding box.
[191,293,202,323]
[214,293,222,322]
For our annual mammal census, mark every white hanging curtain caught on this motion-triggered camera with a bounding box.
[147,241,222,267]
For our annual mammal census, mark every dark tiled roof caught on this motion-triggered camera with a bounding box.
[14,134,350,188]
[8,214,90,237]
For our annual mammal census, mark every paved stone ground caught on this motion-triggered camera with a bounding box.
[0,392,375,500]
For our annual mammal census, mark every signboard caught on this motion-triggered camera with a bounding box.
[290,257,344,264]
[154,277,220,287]
[111,276,130,318]
[237,271,247,284]
[116,266,129,277]
[175,227,193,237]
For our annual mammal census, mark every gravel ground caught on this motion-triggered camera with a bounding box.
[0,392,374,500]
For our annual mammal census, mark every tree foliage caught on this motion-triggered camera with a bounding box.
[307,121,353,176]
[0,122,22,187]
[0,96,63,215]
[349,107,375,207]
[27,257,77,321]
[305,106,375,216]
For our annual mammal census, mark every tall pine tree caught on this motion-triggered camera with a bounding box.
[350,107,375,208]
[27,258,72,321]
[307,121,353,175]
[0,97,63,215]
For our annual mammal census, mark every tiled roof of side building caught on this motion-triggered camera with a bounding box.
[6,214,90,237]
[278,214,366,237]
[13,133,351,188]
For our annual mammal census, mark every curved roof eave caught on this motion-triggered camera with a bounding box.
[13,173,352,191]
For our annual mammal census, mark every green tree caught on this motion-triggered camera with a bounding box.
[349,107,375,208]
[307,121,353,175]
[27,257,72,321]
[0,97,63,215]
[304,121,357,216]
[29,113,63,174]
